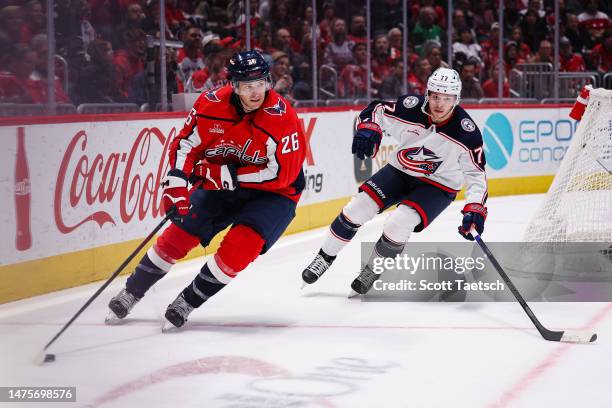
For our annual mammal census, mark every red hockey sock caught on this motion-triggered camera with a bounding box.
[214,224,265,277]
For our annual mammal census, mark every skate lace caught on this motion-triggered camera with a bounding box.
[116,289,138,309]
[172,295,194,317]
[356,265,379,289]
[308,255,330,277]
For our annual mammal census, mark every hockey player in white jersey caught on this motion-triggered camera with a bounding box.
[302,67,488,294]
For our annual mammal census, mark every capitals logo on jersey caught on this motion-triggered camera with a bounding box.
[397,146,442,175]
[264,98,286,116]
[204,88,221,102]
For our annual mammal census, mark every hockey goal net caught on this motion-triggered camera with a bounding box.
[523,87,612,242]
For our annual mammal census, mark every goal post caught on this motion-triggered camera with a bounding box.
[523,87,612,243]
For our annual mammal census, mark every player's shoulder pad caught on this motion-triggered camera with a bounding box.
[388,94,429,127]
[258,90,297,120]
[195,84,232,108]
[438,105,483,150]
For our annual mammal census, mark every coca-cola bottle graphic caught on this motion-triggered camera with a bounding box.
[15,126,32,251]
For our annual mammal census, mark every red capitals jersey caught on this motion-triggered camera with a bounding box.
[170,85,306,202]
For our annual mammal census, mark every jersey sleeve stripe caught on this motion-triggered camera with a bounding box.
[174,126,202,171]
[437,131,484,171]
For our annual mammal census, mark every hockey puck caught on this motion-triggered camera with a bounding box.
[44,354,55,363]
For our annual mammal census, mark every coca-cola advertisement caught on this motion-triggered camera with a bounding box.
[0,119,181,265]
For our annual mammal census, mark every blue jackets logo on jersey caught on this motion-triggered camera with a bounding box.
[264,99,286,116]
[397,146,442,175]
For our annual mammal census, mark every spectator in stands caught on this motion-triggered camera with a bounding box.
[387,27,403,59]
[176,25,205,91]
[419,0,447,29]
[412,6,443,54]
[407,57,432,95]
[481,22,502,74]
[129,46,180,108]
[348,14,367,45]
[0,45,36,102]
[371,33,394,92]
[165,0,186,32]
[271,51,294,102]
[563,13,584,53]
[509,25,533,60]
[520,0,546,19]
[472,0,496,40]
[455,0,475,29]
[0,5,24,45]
[559,36,586,71]
[520,9,549,53]
[323,18,354,72]
[20,1,45,45]
[504,0,523,33]
[529,39,554,64]
[373,0,404,32]
[578,0,610,23]
[318,1,336,45]
[338,42,368,99]
[270,0,291,32]
[379,58,405,100]
[113,28,146,99]
[423,40,448,71]
[459,58,484,100]
[25,34,71,103]
[589,29,612,73]
[272,28,296,64]
[453,26,482,65]
[187,46,229,93]
[254,20,274,63]
[581,18,612,51]
[293,31,317,100]
[112,3,146,50]
[75,39,123,104]
[482,63,510,98]
[504,41,526,75]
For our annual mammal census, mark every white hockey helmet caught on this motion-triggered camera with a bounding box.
[423,67,462,115]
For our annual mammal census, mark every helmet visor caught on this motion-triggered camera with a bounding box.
[233,78,272,96]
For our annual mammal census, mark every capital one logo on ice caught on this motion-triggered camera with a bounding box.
[54,127,174,233]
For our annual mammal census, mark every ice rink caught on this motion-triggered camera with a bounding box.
[1,194,611,408]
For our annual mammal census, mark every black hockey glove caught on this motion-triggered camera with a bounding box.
[458,203,487,241]
[352,122,382,160]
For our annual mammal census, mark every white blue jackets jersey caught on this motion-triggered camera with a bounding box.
[358,94,488,205]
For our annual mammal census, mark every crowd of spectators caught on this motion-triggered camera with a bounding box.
[0,0,610,109]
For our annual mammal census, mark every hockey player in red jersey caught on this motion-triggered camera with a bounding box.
[302,67,488,295]
[107,50,306,329]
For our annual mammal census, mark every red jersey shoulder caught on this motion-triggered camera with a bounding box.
[261,90,296,118]
[194,84,233,111]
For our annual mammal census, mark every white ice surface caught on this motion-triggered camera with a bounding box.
[1,194,611,408]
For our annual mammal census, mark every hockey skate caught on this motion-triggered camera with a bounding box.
[349,265,381,297]
[301,250,336,287]
[106,288,140,324]
[162,293,195,332]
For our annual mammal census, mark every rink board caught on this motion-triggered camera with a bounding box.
[0,104,571,302]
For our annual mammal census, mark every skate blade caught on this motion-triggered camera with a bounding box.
[300,280,308,289]
[348,290,360,298]
[105,311,123,325]
[161,319,181,333]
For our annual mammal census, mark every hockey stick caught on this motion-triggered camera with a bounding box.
[470,228,597,344]
[34,210,174,364]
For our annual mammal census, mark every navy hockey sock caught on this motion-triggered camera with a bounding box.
[126,253,168,299]
[181,263,227,308]
[330,212,361,241]
[373,234,405,259]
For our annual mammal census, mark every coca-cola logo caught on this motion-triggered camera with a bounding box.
[54,127,174,234]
